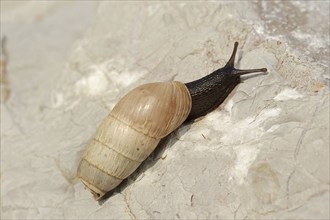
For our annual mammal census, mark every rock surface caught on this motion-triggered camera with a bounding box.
[1,1,329,219]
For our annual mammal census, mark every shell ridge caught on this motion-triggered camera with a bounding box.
[81,158,124,180]
[79,178,107,196]
[109,114,158,139]
[92,137,144,163]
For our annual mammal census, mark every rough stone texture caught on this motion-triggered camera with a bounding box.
[1,1,329,219]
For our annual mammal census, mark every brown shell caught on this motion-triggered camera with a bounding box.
[77,81,191,199]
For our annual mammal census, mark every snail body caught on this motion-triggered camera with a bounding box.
[77,42,267,200]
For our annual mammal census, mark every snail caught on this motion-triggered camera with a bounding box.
[77,42,267,200]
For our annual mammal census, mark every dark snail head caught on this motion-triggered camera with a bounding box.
[185,42,267,121]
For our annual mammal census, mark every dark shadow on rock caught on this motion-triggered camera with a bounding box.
[98,120,195,205]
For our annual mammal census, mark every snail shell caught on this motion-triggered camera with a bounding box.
[77,82,191,199]
[77,42,267,200]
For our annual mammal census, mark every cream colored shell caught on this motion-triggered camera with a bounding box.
[77,81,192,200]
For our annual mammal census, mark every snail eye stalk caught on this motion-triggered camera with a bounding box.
[225,41,267,76]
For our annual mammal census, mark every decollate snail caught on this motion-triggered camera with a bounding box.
[77,42,267,200]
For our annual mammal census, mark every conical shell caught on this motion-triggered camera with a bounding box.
[77,81,191,199]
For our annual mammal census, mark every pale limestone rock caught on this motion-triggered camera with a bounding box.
[1,1,329,219]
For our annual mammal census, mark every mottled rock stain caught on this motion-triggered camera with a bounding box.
[251,163,280,204]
